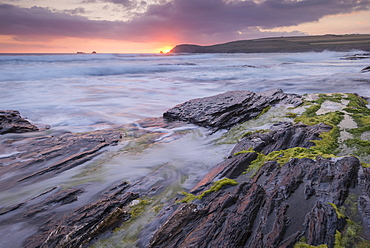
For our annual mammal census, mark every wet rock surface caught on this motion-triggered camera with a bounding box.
[1,90,370,247]
[0,110,39,134]
[0,117,182,247]
[147,122,368,248]
[24,183,138,248]
[163,89,302,130]
[361,65,370,73]
[342,53,370,60]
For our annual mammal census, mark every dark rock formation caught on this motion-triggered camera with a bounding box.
[361,65,370,73]
[0,126,123,191]
[25,182,138,248]
[163,89,302,130]
[342,53,370,60]
[2,90,370,247]
[0,110,39,134]
[193,122,332,187]
[147,122,366,248]
[358,166,370,230]
[0,117,183,247]
[0,117,181,191]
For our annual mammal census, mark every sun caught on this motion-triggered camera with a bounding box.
[159,46,174,54]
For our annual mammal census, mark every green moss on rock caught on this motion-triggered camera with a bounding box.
[178,178,238,203]
[294,242,328,248]
[345,139,370,156]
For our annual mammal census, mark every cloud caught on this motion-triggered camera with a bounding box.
[116,0,370,42]
[0,4,111,39]
[0,0,369,44]
[63,7,87,15]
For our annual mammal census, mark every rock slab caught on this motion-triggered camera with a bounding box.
[0,110,39,134]
[147,122,369,248]
[163,89,302,129]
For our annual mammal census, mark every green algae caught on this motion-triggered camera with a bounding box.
[235,100,345,177]
[299,104,321,118]
[234,93,370,177]
[294,243,328,248]
[333,219,364,248]
[317,93,344,103]
[344,139,370,156]
[294,237,328,248]
[243,146,336,177]
[328,202,346,219]
[285,112,299,118]
[128,198,152,220]
[343,93,370,114]
[228,93,370,247]
[233,146,256,156]
[300,113,342,155]
[178,178,238,203]
[239,129,271,140]
[256,105,272,118]
[334,230,345,248]
[214,104,298,145]
[327,198,369,248]
[294,200,367,248]
[361,161,370,168]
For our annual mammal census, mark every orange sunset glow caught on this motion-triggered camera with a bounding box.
[0,1,369,53]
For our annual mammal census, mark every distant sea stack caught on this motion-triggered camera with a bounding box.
[170,34,370,53]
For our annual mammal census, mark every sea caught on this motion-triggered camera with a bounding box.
[0,51,369,247]
[1,52,369,133]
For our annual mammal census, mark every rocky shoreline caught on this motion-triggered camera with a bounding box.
[1,89,370,247]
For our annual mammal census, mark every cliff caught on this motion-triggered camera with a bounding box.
[170,34,370,53]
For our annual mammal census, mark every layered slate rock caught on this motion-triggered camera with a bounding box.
[193,122,332,186]
[0,117,181,191]
[0,117,183,247]
[0,127,123,191]
[147,122,366,248]
[0,110,39,134]
[25,182,138,248]
[2,90,370,247]
[163,89,302,129]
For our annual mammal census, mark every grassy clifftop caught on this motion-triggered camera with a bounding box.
[170,34,370,53]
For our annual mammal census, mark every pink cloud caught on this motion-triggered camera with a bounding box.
[1,0,369,45]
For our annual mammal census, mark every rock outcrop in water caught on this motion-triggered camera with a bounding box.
[1,90,370,247]
[145,92,370,248]
[147,123,365,247]
[163,89,302,130]
[361,66,370,73]
[25,182,138,248]
[0,110,39,134]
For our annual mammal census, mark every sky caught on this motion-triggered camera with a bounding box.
[0,0,369,53]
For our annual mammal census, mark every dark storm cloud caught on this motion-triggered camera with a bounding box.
[0,0,369,43]
[0,4,113,38]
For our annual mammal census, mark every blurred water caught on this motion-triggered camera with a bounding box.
[0,51,369,247]
[0,52,369,133]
